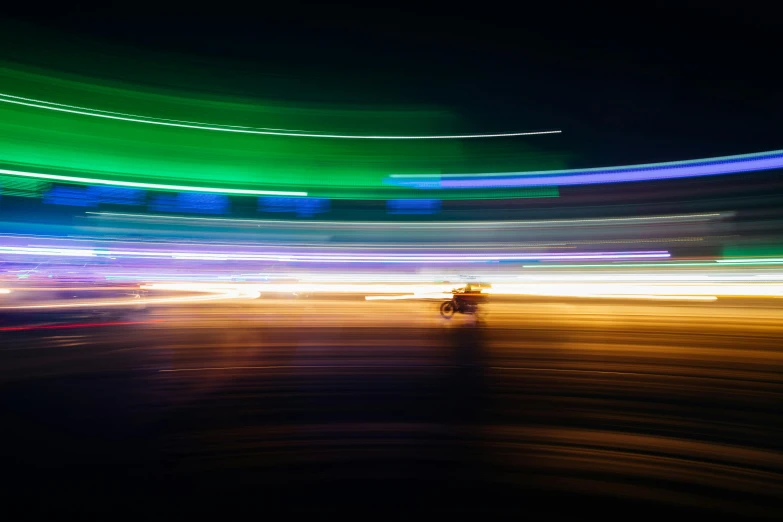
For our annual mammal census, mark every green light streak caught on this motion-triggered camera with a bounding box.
[0,168,307,197]
[717,259,783,264]
[0,175,49,197]
[722,246,783,258]
[0,62,568,200]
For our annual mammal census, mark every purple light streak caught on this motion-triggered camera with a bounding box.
[387,150,783,189]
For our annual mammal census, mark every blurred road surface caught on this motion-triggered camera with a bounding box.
[1,297,782,516]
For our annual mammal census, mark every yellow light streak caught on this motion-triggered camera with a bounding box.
[139,280,783,299]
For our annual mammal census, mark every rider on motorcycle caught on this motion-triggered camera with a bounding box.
[453,283,488,306]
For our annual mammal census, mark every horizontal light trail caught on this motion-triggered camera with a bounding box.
[717,258,783,264]
[51,270,783,287]
[143,283,457,295]
[0,286,140,291]
[391,150,783,178]
[486,283,782,297]
[0,245,671,263]
[88,211,727,227]
[364,293,718,302]
[513,274,783,282]
[0,168,307,197]
[523,260,783,268]
[522,262,722,268]
[140,281,781,299]
[584,294,718,301]
[0,92,561,139]
[387,150,783,188]
[5,272,782,308]
[366,293,452,301]
[0,291,246,310]
[156,365,464,373]
[0,320,160,332]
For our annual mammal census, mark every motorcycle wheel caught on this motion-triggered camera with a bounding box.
[440,301,456,318]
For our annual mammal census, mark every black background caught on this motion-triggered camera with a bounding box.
[3,5,782,166]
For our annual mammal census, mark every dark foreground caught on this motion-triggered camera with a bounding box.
[1,299,782,516]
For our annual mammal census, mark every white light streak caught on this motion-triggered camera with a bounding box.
[0,92,561,140]
[87,211,727,228]
[0,168,307,197]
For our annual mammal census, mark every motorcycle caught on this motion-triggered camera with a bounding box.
[439,287,488,319]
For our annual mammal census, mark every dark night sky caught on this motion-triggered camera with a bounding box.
[3,6,782,167]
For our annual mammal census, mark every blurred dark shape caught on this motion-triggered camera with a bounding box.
[43,185,98,207]
[2,300,783,515]
[444,320,489,484]
[258,196,330,217]
[43,185,145,208]
[387,198,441,215]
